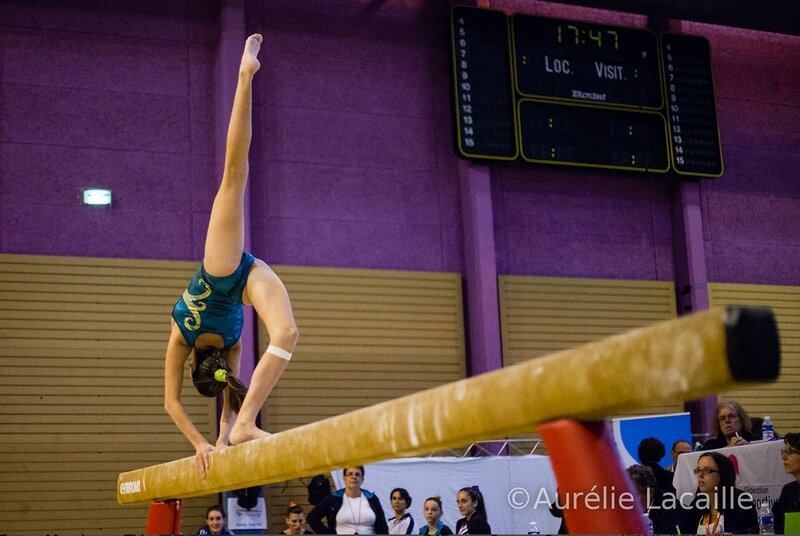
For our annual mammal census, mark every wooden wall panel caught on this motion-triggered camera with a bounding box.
[258,265,466,529]
[0,254,217,532]
[499,275,681,416]
[709,282,800,432]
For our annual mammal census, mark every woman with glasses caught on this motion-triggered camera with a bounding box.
[773,432,800,534]
[306,466,389,534]
[701,400,756,450]
[679,452,757,534]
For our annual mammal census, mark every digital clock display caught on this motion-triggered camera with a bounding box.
[556,24,620,49]
[512,14,663,109]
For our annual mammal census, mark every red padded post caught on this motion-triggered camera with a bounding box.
[145,499,183,534]
[538,419,649,534]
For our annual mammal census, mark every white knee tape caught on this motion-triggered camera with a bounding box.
[267,344,292,361]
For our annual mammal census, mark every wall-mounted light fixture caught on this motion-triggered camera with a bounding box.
[83,188,112,206]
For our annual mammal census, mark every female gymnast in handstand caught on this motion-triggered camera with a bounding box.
[165,33,298,477]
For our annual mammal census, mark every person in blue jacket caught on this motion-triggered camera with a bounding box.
[307,466,389,534]
[419,496,453,536]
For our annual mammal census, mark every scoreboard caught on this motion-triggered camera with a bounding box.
[451,6,723,177]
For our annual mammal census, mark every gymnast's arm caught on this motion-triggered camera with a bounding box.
[164,320,215,476]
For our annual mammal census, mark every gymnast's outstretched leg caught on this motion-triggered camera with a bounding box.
[203,33,261,277]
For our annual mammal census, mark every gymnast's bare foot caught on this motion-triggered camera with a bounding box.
[241,33,262,76]
[230,422,270,445]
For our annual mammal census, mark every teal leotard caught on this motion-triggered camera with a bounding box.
[171,252,256,348]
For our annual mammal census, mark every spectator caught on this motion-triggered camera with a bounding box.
[626,464,657,534]
[307,466,388,534]
[638,437,676,494]
[419,496,453,536]
[388,487,415,534]
[626,464,689,534]
[197,505,235,535]
[284,501,309,535]
[548,489,568,535]
[455,486,491,534]
[701,400,756,450]
[678,452,757,534]
[667,439,692,472]
[774,432,800,534]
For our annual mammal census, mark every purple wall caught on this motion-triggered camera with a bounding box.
[0,1,219,260]
[1,1,799,284]
[248,1,462,272]
[696,24,800,285]
[493,168,675,280]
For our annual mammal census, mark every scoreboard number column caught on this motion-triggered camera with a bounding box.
[450,6,518,160]
[661,33,724,177]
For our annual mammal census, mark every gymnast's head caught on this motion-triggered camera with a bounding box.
[192,346,248,411]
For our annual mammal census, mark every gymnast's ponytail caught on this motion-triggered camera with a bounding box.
[192,347,249,412]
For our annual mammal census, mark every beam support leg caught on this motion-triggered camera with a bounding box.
[539,420,649,535]
[145,499,183,535]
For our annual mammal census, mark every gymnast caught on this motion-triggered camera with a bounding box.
[165,33,299,477]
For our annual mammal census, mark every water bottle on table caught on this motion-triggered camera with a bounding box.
[762,416,775,441]
[759,500,775,534]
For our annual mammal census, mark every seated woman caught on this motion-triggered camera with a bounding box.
[455,487,491,535]
[419,496,453,536]
[774,432,800,534]
[679,452,758,534]
[701,400,757,450]
[306,466,389,534]
[626,464,659,534]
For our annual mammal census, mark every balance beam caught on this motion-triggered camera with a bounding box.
[117,306,779,504]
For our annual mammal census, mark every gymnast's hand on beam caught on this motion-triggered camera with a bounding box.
[195,442,215,478]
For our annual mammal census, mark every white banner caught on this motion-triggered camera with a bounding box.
[673,440,793,507]
[331,456,559,535]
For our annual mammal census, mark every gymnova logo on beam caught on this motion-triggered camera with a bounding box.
[120,480,142,495]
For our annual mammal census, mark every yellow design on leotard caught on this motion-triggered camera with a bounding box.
[181,278,212,331]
